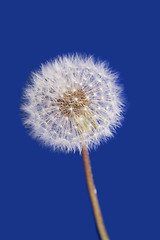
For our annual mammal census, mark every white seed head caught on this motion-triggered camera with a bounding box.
[21,54,125,153]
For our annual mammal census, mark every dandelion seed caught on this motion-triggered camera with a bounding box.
[21,53,125,240]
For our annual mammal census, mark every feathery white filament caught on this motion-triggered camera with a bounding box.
[21,54,125,153]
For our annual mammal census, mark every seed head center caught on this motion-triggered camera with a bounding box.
[57,88,89,118]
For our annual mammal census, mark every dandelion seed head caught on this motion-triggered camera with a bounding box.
[21,54,125,153]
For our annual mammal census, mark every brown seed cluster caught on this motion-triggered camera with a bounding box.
[57,88,90,118]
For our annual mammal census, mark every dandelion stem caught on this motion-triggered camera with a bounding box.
[82,146,110,240]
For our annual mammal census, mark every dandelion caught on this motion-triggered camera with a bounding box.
[21,54,125,240]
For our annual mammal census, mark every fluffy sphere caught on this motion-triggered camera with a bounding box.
[21,54,125,152]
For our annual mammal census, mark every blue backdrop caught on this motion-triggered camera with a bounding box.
[1,0,159,239]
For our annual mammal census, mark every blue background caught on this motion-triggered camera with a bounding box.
[1,0,160,239]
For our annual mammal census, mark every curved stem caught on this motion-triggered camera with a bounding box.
[82,146,110,240]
